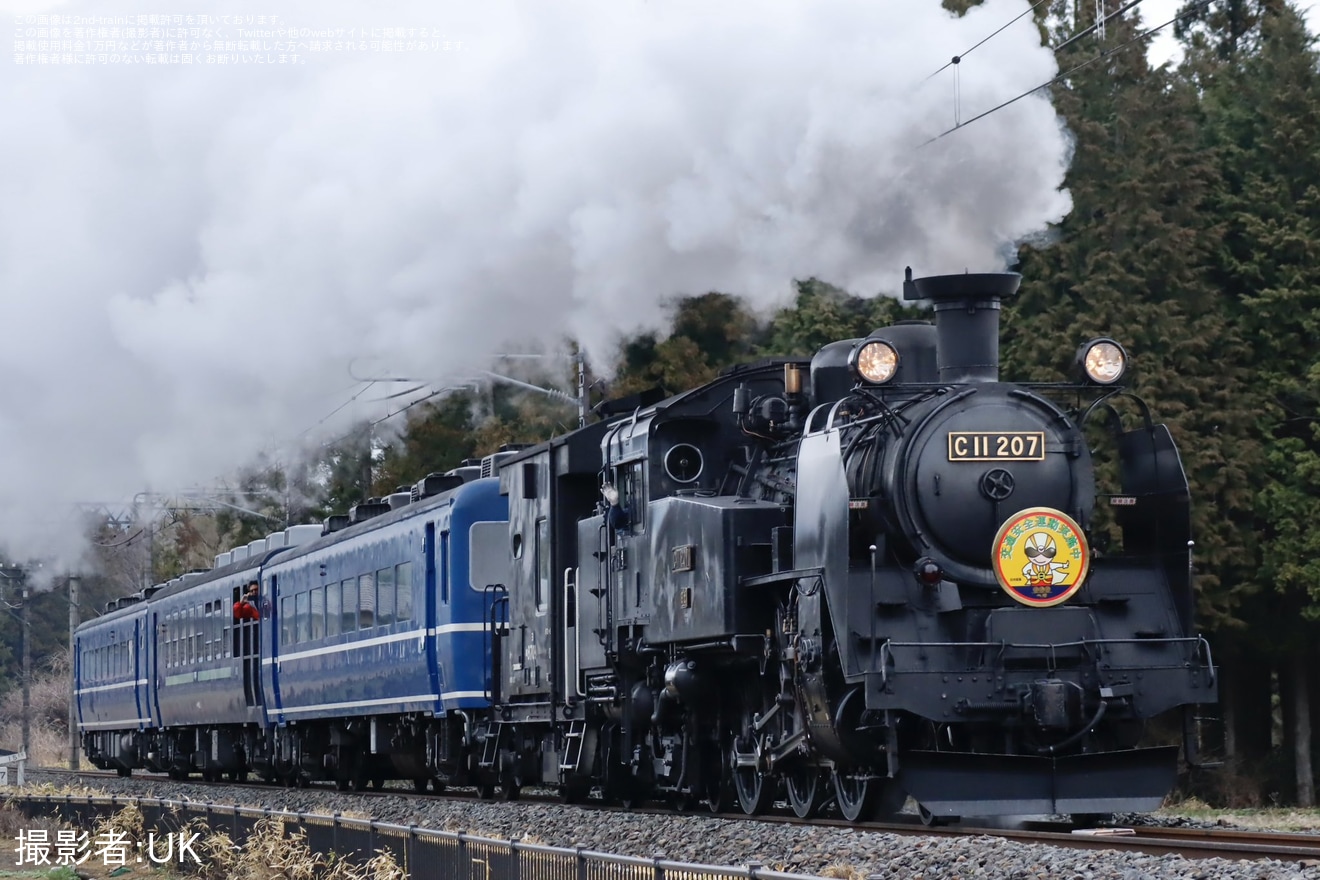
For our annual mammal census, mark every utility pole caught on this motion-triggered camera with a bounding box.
[21,585,30,761]
[576,350,587,428]
[68,575,79,770]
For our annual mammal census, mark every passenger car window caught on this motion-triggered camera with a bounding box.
[358,573,375,628]
[341,579,358,633]
[310,587,324,640]
[376,567,394,627]
[296,591,310,643]
[281,596,293,645]
[326,581,341,637]
[395,562,412,622]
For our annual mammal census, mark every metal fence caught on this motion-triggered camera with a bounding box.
[10,795,827,880]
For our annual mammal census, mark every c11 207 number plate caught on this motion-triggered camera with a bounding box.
[947,431,1045,461]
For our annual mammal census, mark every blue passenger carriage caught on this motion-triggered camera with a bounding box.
[76,598,151,775]
[149,557,266,780]
[262,470,508,790]
[79,456,516,790]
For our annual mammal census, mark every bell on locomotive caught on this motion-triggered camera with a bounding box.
[789,268,1216,820]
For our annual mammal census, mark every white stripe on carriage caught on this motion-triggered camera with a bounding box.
[276,689,489,716]
[439,690,487,701]
[79,718,151,729]
[260,623,487,666]
[75,679,149,696]
[277,694,440,715]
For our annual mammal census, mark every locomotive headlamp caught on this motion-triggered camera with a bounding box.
[852,340,899,384]
[1077,338,1127,385]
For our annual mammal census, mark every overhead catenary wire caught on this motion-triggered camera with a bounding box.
[295,380,377,440]
[921,0,1214,146]
[166,350,577,521]
[316,383,471,452]
[926,0,1052,81]
[1054,0,1147,52]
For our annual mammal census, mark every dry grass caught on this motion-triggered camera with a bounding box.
[0,798,407,880]
[0,654,78,769]
[1158,796,1320,832]
[0,800,67,839]
[186,814,406,880]
[0,721,71,770]
[817,865,866,880]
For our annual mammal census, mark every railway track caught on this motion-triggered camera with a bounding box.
[25,768,1320,865]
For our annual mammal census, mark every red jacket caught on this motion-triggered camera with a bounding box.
[233,600,259,621]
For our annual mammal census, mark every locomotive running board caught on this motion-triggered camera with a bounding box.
[897,746,1179,817]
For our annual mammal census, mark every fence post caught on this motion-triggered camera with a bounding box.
[508,838,520,880]
[576,845,587,880]
[747,861,763,879]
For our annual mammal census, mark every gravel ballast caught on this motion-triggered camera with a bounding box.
[10,771,1319,880]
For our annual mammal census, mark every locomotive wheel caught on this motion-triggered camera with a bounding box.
[832,771,878,822]
[117,767,132,778]
[561,779,590,804]
[703,744,735,814]
[413,778,430,794]
[733,765,772,815]
[785,768,827,819]
[335,776,351,792]
[731,739,773,815]
[476,782,496,799]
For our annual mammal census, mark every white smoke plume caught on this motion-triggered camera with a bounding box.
[0,0,1071,569]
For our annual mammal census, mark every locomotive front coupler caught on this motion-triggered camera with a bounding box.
[1029,700,1109,756]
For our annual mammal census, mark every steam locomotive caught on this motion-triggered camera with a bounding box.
[77,270,1216,821]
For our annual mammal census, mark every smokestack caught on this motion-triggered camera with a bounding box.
[902,268,1022,383]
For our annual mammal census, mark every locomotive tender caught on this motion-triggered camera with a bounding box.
[77,270,1216,820]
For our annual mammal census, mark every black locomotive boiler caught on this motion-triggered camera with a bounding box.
[477,270,1217,820]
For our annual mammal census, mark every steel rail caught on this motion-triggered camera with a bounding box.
[27,768,1320,864]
